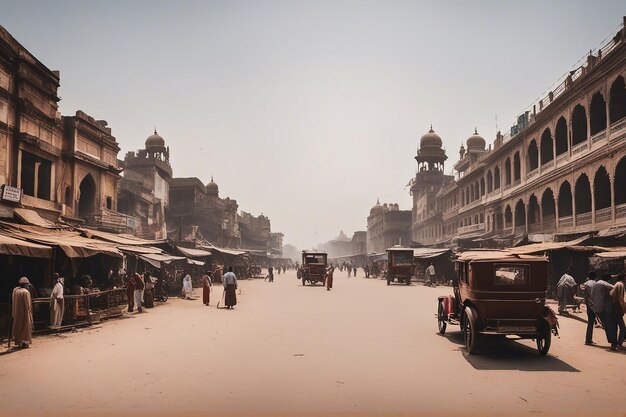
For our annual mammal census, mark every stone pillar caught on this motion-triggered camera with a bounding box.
[611,176,616,223]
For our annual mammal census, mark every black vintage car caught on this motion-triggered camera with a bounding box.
[298,251,328,286]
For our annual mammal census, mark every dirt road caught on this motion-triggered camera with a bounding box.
[0,269,624,416]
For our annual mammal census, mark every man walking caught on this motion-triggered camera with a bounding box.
[581,271,597,345]
[12,277,33,348]
[590,273,615,349]
[223,267,238,309]
[202,271,212,306]
[268,266,274,283]
[426,262,436,287]
[49,273,64,328]
[326,264,335,291]
[133,273,145,313]
[182,271,193,300]
[556,270,577,315]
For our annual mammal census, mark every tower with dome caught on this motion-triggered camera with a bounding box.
[410,127,454,245]
[117,129,173,239]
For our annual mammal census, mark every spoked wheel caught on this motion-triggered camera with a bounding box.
[536,321,552,355]
[464,307,478,354]
[437,301,447,335]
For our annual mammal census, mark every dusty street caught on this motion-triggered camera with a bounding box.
[0,269,625,416]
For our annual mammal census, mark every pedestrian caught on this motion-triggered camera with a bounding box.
[49,273,64,328]
[581,271,597,345]
[268,266,274,283]
[12,277,33,348]
[348,265,351,278]
[223,267,238,309]
[590,273,616,350]
[326,264,334,291]
[556,270,577,315]
[144,272,154,308]
[133,273,145,313]
[609,273,626,350]
[126,274,135,313]
[426,262,436,287]
[182,271,193,300]
[202,271,213,306]
[353,266,357,277]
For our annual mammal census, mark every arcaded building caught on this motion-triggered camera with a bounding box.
[411,18,626,246]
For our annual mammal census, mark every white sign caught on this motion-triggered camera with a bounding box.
[2,185,22,203]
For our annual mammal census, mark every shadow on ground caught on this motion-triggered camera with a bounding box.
[439,330,580,372]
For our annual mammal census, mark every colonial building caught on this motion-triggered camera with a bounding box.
[352,231,367,254]
[411,18,626,246]
[118,130,172,238]
[318,231,353,258]
[367,201,411,253]
[168,177,240,247]
[0,26,124,228]
[238,210,270,250]
[270,232,284,255]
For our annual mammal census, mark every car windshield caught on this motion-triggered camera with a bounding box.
[391,251,413,266]
[305,254,326,264]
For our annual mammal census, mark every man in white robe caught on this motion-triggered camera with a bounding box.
[49,273,64,328]
[182,272,193,299]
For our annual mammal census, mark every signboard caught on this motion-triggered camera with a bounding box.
[2,185,22,203]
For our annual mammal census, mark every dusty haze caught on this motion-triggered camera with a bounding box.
[1,0,624,248]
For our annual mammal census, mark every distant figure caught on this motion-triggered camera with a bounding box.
[144,272,154,308]
[126,274,136,312]
[12,277,33,348]
[581,271,597,345]
[223,267,238,309]
[353,266,357,277]
[182,271,193,300]
[347,266,352,278]
[364,264,370,278]
[49,273,64,328]
[326,265,335,291]
[268,266,274,283]
[556,270,577,315]
[282,266,286,274]
[609,273,626,349]
[426,263,436,287]
[133,273,145,313]
[202,271,213,306]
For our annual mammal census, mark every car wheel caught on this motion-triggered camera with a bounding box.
[537,321,552,356]
[437,301,447,335]
[464,307,478,354]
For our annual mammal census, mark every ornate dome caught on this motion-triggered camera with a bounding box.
[206,177,219,196]
[370,199,383,215]
[466,128,486,150]
[419,127,443,149]
[145,129,165,149]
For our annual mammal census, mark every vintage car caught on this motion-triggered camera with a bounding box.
[298,251,328,286]
[386,248,414,285]
[437,251,559,355]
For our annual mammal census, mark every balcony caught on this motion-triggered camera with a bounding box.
[595,207,612,224]
[85,209,140,233]
[541,160,554,172]
[514,226,526,235]
[575,212,592,226]
[526,168,538,181]
[558,216,573,228]
[572,141,588,155]
[543,215,556,232]
[458,223,485,236]
[591,130,607,145]
[616,203,626,220]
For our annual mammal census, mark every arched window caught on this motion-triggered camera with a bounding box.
[574,174,592,214]
[540,128,554,165]
[590,92,607,135]
[528,195,540,225]
[558,181,573,218]
[514,200,526,227]
[593,167,611,210]
[541,188,556,229]
[486,170,493,193]
[615,156,626,206]
[505,158,512,185]
[504,205,512,227]
[528,140,539,171]
[480,178,485,196]
[494,166,501,189]
[609,76,626,124]
[513,152,521,181]
[555,117,568,156]
[78,174,97,219]
[572,104,588,146]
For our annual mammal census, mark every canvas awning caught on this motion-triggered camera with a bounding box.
[187,259,205,266]
[505,235,591,255]
[176,246,212,258]
[0,233,52,258]
[13,208,57,228]
[81,228,162,246]
[118,245,164,255]
[0,222,121,258]
[139,253,186,268]
[412,248,451,259]
[200,245,246,256]
[457,250,546,262]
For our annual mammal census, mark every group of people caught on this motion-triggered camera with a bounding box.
[125,272,157,313]
[180,267,238,309]
[558,270,626,351]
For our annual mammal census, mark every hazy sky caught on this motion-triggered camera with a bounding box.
[2,1,624,249]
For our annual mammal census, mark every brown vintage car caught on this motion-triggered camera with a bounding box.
[298,251,328,286]
[437,251,559,355]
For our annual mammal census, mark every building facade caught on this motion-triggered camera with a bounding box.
[411,19,626,246]
[0,26,125,228]
[367,201,411,253]
[117,130,172,238]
